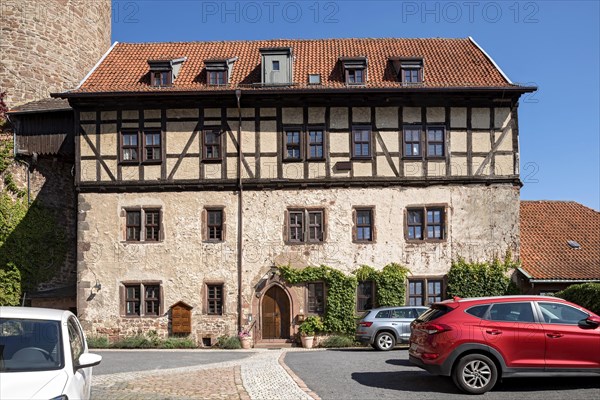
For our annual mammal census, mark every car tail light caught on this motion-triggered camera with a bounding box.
[422,353,440,360]
[421,323,451,335]
[359,321,373,327]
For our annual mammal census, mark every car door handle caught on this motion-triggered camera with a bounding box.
[547,333,563,338]
[391,323,398,325]
[486,329,502,335]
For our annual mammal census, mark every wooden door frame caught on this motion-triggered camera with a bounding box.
[260,283,292,340]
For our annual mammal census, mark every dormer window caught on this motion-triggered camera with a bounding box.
[204,57,238,86]
[390,57,424,84]
[340,57,368,86]
[259,47,293,86]
[148,57,186,87]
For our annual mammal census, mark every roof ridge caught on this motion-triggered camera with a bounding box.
[115,37,471,46]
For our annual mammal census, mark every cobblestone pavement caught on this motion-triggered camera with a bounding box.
[92,348,319,400]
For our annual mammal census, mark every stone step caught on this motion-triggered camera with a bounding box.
[253,340,297,349]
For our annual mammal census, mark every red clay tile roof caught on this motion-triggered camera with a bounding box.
[71,38,518,94]
[520,201,600,280]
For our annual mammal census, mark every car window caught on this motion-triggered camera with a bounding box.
[538,302,588,325]
[391,309,414,319]
[465,304,489,319]
[416,305,452,322]
[375,310,391,318]
[488,302,535,322]
[0,318,63,372]
[67,317,84,364]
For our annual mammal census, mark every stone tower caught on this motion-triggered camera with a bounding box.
[0,0,112,107]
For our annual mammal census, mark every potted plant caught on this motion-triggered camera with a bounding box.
[298,315,324,348]
[238,330,252,349]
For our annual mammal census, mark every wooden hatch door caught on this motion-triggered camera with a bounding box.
[262,286,290,339]
[170,301,192,334]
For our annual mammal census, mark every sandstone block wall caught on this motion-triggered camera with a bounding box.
[0,0,111,106]
[76,184,519,340]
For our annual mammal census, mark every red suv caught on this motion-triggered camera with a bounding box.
[409,296,600,394]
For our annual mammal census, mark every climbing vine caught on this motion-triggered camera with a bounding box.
[0,134,67,304]
[446,254,520,298]
[279,262,411,334]
[279,265,357,334]
[356,263,411,307]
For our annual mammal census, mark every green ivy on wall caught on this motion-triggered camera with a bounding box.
[0,139,67,305]
[446,254,519,298]
[279,262,411,334]
[279,265,357,334]
[354,263,410,307]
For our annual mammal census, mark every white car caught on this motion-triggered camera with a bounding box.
[0,307,102,400]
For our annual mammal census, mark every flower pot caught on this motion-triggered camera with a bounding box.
[240,337,252,349]
[301,335,314,349]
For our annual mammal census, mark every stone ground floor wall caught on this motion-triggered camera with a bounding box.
[76,184,519,342]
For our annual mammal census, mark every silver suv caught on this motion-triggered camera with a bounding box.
[356,306,428,351]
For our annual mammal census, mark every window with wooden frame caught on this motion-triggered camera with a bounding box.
[307,282,325,314]
[307,129,324,159]
[125,208,162,242]
[352,127,371,159]
[151,70,172,87]
[207,284,224,315]
[426,127,445,158]
[406,206,445,241]
[208,70,226,85]
[357,280,375,312]
[285,129,302,160]
[403,126,422,158]
[346,68,365,85]
[206,208,224,241]
[121,130,139,162]
[203,129,222,161]
[408,278,444,306]
[399,59,424,84]
[122,282,162,317]
[144,130,161,162]
[354,208,374,242]
[287,209,325,243]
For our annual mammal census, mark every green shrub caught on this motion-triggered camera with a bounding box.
[87,335,110,349]
[298,315,324,336]
[446,256,518,298]
[112,335,155,349]
[319,335,355,348]
[215,335,241,349]
[0,262,21,306]
[162,337,197,349]
[556,283,600,315]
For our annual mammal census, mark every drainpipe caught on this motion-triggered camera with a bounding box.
[235,89,243,333]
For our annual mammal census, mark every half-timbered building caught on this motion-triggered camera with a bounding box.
[54,37,535,343]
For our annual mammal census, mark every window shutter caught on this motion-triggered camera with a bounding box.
[159,285,164,316]
[119,284,125,316]
[201,208,207,241]
[351,208,357,242]
[283,210,289,242]
[321,209,327,242]
[221,207,226,241]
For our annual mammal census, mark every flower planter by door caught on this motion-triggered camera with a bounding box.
[301,336,314,349]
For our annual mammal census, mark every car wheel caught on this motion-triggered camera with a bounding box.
[452,354,498,394]
[374,332,396,351]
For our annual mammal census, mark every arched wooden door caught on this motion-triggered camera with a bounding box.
[262,286,290,339]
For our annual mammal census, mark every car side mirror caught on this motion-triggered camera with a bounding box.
[76,352,102,370]
[578,316,600,329]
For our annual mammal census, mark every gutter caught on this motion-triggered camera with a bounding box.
[51,85,538,99]
[235,89,243,333]
[518,268,599,284]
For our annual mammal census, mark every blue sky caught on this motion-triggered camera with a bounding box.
[112,0,600,210]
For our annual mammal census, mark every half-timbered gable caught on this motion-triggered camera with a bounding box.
[55,37,535,343]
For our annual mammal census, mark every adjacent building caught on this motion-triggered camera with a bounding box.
[517,201,600,295]
[52,37,535,344]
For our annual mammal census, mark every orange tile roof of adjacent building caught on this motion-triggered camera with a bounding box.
[520,201,600,281]
[71,37,517,94]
